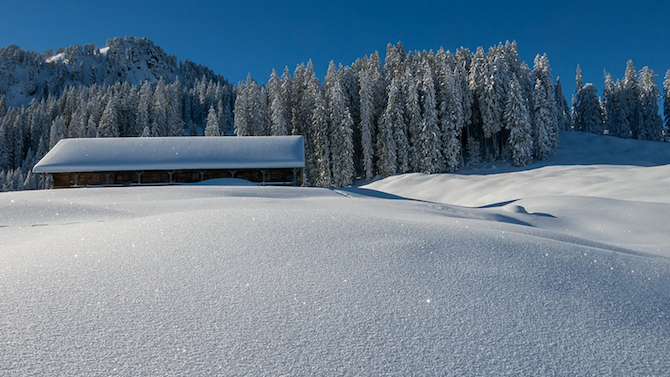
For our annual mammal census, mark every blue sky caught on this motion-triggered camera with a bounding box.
[2,0,669,100]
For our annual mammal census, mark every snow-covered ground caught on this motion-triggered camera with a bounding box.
[2,132,670,375]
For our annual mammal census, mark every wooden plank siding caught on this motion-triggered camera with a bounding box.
[50,168,302,188]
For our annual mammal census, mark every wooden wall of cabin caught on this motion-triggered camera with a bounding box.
[49,168,302,188]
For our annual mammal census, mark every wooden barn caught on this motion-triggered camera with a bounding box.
[33,136,305,188]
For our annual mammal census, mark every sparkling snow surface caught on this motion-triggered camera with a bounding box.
[2,132,670,375]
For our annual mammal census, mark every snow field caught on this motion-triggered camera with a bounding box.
[2,131,670,375]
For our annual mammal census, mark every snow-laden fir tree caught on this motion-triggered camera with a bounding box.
[572,65,583,129]
[384,42,406,83]
[403,65,423,172]
[151,78,168,136]
[484,44,509,158]
[440,67,465,171]
[326,62,355,187]
[267,69,288,135]
[98,97,120,137]
[367,52,387,130]
[417,58,442,174]
[233,79,250,136]
[246,76,265,136]
[166,78,184,136]
[136,81,152,136]
[455,48,474,132]
[204,105,221,136]
[574,83,604,134]
[531,54,557,159]
[384,77,409,173]
[376,105,398,177]
[49,116,67,148]
[602,73,620,136]
[622,60,641,139]
[504,75,533,166]
[554,77,571,131]
[358,70,376,180]
[280,67,293,132]
[258,86,270,136]
[664,70,670,133]
[637,66,663,141]
[309,75,332,187]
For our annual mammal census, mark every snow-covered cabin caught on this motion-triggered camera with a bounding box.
[33,136,305,188]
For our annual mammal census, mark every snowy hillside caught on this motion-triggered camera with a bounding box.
[0,36,227,107]
[2,132,670,375]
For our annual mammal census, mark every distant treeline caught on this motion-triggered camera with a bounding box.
[573,61,668,141]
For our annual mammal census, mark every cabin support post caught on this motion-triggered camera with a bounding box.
[136,171,143,185]
[105,172,112,186]
[74,173,79,187]
[199,171,206,181]
[292,168,298,186]
[261,170,267,186]
[229,170,237,178]
[167,170,175,184]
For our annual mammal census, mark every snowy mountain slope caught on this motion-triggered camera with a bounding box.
[2,131,670,375]
[0,36,226,107]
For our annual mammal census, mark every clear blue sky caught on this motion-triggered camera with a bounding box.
[2,0,669,100]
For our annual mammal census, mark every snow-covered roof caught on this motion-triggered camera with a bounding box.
[33,136,305,173]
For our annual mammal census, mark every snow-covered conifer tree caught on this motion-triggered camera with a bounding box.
[574,83,604,134]
[403,65,423,172]
[246,76,265,136]
[267,69,288,135]
[151,78,168,136]
[258,86,270,136]
[376,109,398,177]
[384,77,409,173]
[637,66,663,141]
[204,105,221,136]
[554,77,572,131]
[441,67,465,171]
[166,79,184,136]
[384,42,406,83]
[98,97,120,137]
[309,76,332,187]
[136,81,152,137]
[234,80,250,136]
[290,63,307,136]
[454,48,473,128]
[418,58,441,173]
[505,75,533,166]
[326,63,355,187]
[602,73,618,135]
[622,60,641,138]
[49,116,67,148]
[531,54,557,159]
[572,65,583,129]
[280,67,293,132]
[358,70,376,180]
